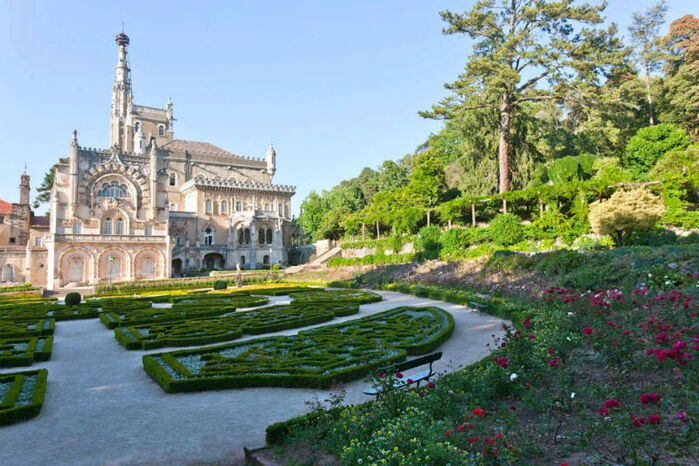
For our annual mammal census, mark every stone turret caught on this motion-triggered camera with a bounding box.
[69,130,79,214]
[265,143,276,178]
[110,32,133,151]
[19,173,30,206]
[149,139,158,219]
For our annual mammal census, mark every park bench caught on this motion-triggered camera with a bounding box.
[363,352,442,398]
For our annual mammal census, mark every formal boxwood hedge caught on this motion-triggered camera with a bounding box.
[0,318,55,338]
[0,335,54,367]
[0,369,48,426]
[0,303,100,322]
[143,306,454,392]
[115,301,359,350]
[99,295,269,329]
[288,289,382,304]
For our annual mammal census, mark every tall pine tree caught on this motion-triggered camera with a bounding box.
[421,0,627,193]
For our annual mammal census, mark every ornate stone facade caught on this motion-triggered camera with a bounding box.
[32,32,294,290]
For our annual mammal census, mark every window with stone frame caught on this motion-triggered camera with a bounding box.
[205,199,213,214]
[169,173,177,186]
[72,221,82,234]
[144,224,152,236]
[220,200,228,215]
[97,181,128,199]
[204,227,214,245]
[115,217,125,235]
[158,125,165,136]
[266,228,273,244]
[235,201,242,212]
[103,218,113,235]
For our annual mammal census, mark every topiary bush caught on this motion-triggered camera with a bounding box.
[271,264,282,272]
[64,292,81,306]
[623,124,690,178]
[212,280,227,290]
[589,188,664,246]
[488,213,524,246]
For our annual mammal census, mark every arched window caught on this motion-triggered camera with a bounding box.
[115,217,125,235]
[72,221,82,235]
[134,122,140,133]
[264,203,270,212]
[220,200,228,215]
[158,125,165,136]
[278,203,283,215]
[263,255,270,265]
[142,257,155,277]
[284,205,289,218]
[102,218,113,235]
[144,224,152,236]
[258,229,265,245]
[235,201,242,212]
[169,173,177,186]
[97,181,128,199]
[244,228,250,245]
[237,229,244,245]
[240,255,246,265]
[266,228,273,244]
[205,199,213,214]
[204,227,214,245]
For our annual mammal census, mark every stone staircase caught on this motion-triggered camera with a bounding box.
[285,246,342,274]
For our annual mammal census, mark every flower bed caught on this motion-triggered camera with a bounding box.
[0,318,55,338]
[143,306,454,392]
[270,279,698,463]
[115,301,360,350]
[0,369,48,426]
[0,335,54,367]
[99,295,270,329]
[288,289,382,304]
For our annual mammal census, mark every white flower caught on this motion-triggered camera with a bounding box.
[567,312,574,316]
[566,336,571,341]
[571,392,576,399]
[665,280,673,285]
[510,373,518,381]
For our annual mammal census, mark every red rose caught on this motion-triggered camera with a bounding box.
[648,414,661,425]
[445,429,453,436]
[427,381,436,389]
[395,372,403,379]
[583,326,593,336]
[473,408,486,417]
[604,398,620,409]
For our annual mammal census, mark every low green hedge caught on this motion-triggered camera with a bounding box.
[143,306,454,393]
[327,253,415,268]
[0,335,54,367]
[115,302,359,350]
[100,295,269,329]
[288,289,382,304]
[0,303,100,322]
[0,318,55,338]
[0,369,48,426]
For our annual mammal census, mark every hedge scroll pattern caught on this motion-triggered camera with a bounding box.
[115,302,359,350]
[0,335,53,367]
[288,289,383,304]
[0,369,48,426]
[143,306,454,392]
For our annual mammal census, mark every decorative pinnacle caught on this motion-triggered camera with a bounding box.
[116,32,130,47]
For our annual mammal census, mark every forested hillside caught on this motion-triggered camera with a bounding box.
[298,3,697,245]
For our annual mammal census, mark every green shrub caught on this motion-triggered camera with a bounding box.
[416,226,442,253]
[212,280,227,290]
[271,264,282,272]
[629,228,677,246]
[488,214,524,246]
[439,228,472,258]
[548,153,596,184]
[64,292,81,306]
[589,188,664,246]
[623,124,690,178]
[0,369,48,426]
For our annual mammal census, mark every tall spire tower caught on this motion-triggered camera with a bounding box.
[110,31,133,151]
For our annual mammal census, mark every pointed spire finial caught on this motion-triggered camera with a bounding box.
[72,129,78,142]
[23,162,27,175]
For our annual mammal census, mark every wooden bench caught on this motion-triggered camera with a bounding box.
[363,352,442,398]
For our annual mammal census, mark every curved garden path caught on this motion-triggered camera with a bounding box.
[0,291,507,466]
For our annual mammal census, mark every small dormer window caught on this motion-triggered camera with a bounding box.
[158,125,165,136]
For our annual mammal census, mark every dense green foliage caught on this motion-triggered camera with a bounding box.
[143,306,454,392]
[212,280,227,290]
[297,5,698,244]
[0,335,53,367]
[0,318,54,339]
[0,369,48,426]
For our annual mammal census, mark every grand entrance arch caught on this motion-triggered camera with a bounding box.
[172,258,183,277]
[203,253,224,270]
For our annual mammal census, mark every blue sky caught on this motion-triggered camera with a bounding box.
[0,0,696,215]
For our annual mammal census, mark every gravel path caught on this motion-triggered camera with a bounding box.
[0,291,506,466]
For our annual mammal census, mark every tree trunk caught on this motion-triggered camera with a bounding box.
[361,223,366,240]
[498,92,512,193]
[471,201,476,227]
[645,64,655,125]
[375,221,380,239]
[426,210,431,227]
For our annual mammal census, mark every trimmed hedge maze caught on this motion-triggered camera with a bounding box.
[143,306,454,392]
[115,302,360,350]
[0,318,55,338]
[0,369,48,426]
[99,295,269,329]
[0,335,53,367]
[0,303,100,321]
[289,289,382,304]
